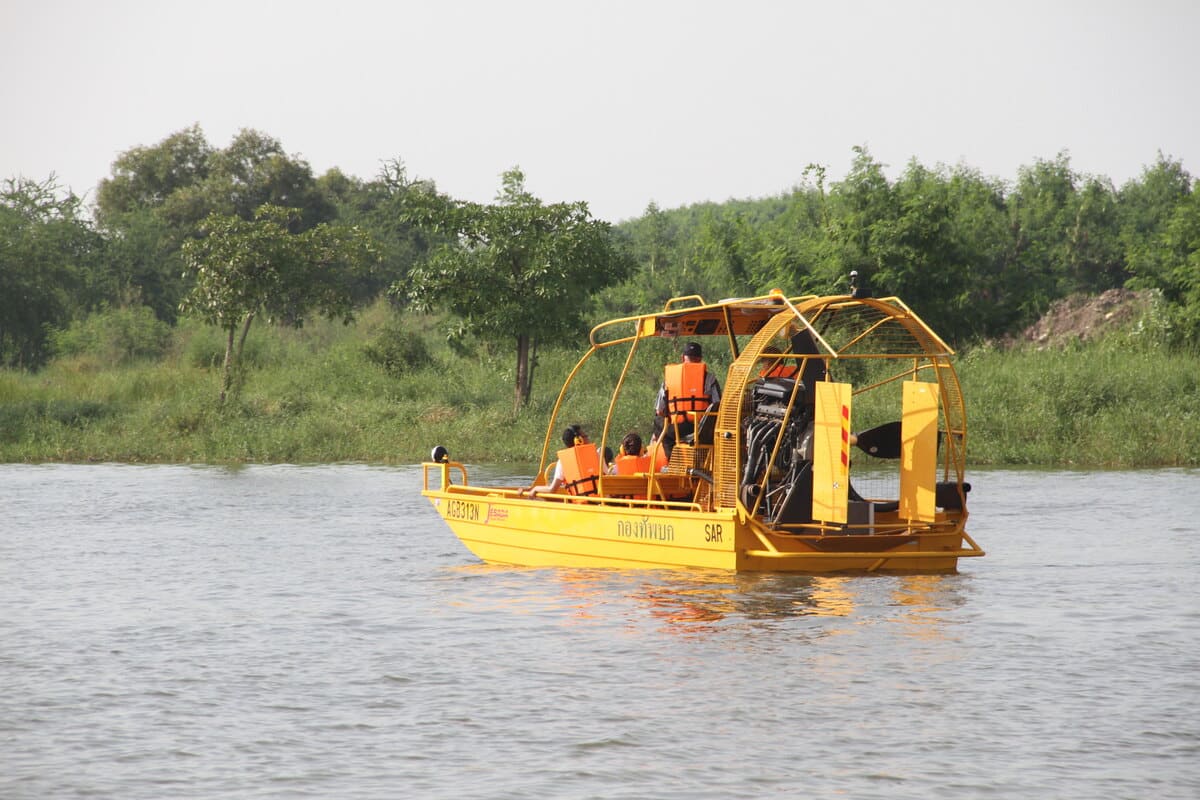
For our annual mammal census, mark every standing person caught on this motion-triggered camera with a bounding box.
[654,341,721,459]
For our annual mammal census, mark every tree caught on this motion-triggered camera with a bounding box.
[690,209,754,298]
[1118,153,1193,249]
[0,176,107,367]
[97,126,337,322]
[1127,181,1200,344]
[634,201,675,279]
[1006,153,1082,322]
[328,159,443,305]
[403,168,634,411]
[829,145,896,273]
[179,204,376,402]
[95,124,213,229]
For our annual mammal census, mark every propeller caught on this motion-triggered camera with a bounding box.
[850,421,945,459]
[850,421,902,459]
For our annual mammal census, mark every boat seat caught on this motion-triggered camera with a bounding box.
[665,443,710,475]
[600,473,694,502]
[681,413,716,446]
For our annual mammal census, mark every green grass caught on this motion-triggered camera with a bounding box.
[2,304,1198,467]
[958,338,1200,467]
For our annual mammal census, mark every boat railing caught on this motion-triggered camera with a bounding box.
[421,461,705,512]
[543,490,703,512]
[422,460,469,493]
[769,519,963,537]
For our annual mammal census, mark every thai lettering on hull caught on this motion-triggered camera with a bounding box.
[616,517,675,541]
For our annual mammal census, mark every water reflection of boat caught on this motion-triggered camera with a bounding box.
[423,288,984,573]
[635,573,859,625]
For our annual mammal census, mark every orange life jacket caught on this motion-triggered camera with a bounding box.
[557,444,601,496]
[664,362,710,423]
[614,452,652,474]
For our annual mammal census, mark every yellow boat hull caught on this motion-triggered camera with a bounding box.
[422,470,982,574]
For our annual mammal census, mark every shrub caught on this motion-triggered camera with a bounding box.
[44,399,109,426]
[364,322,433,377]
[179,322,284,369]
[50,306,170,365]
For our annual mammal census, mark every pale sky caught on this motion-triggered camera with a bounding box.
[3,0,1197,222]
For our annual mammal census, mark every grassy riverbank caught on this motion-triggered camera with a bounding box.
[2,308,1197,467]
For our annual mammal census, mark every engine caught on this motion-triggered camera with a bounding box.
[740,377,816,524]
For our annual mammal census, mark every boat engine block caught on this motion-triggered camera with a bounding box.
[741,377,815,524]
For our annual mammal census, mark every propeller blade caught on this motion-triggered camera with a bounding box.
[852,422,947,459]
[852,421,902,459]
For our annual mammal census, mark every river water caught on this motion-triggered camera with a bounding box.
[1,464,1197,799]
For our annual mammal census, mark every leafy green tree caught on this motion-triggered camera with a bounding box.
[690,209,754,298]
[97,126,337,323]
[180,204,376,402]
[0,176,107,367]
[1118,154,1193,250]
[205,129,335,228]
[1127,181,1200,343]
[102,207,183,322]
[942,166,1018,338]
[327,159,442,305]
[1119,155,1195,341]
[1006,153,1081,321]
[95,124,213,229]
[828,145,896,275]
[1064,176,1124,294]
[866,161,970,335]
[402,167,634,411]
[634,201,675,279]
[747,178,828,293]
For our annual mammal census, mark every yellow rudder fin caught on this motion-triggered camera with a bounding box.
[812,381,851,524]
[900,380,939,522]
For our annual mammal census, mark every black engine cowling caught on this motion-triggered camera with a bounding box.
[740,377,815,523]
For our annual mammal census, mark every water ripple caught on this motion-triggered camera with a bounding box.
[1,465,1198,799]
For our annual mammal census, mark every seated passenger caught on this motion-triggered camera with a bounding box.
[613,432,652,474]
[523,425,601,498]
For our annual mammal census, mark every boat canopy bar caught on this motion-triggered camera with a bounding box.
[587,291,953,359]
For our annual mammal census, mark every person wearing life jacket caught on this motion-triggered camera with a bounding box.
[523,425,602,498]
[610,431,653,499]
[613,432,652,474]
[654,341,721,459]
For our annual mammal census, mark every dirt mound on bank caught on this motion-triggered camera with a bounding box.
[1014,288,1154,348]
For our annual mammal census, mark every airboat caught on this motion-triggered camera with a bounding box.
[421,287,983,573]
